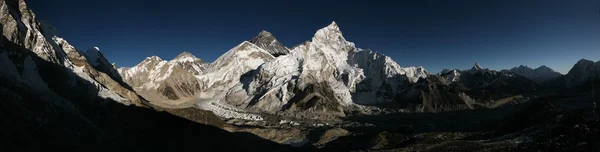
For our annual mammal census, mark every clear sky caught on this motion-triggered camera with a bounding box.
[27,0,600,74]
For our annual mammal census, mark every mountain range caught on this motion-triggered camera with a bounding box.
[116,21,593,121]
[507,65,562,84]
[1,0,599,150]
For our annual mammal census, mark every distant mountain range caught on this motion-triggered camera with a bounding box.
[506,65,563,84]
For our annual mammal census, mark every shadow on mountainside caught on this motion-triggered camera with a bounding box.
[0,26,292,151]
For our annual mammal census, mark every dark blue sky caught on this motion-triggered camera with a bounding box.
[27,0,600,73]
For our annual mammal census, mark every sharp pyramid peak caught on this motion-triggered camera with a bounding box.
[328,21,339,29]
[321,21,341,32]
[250,30,277,42]
[474,62,483,70]
[312,21,350,44]
[249,30,290,57]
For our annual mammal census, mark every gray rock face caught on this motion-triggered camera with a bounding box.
[509,65,562,84]
[249,30,290,57]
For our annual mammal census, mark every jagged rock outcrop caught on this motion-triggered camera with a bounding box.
[509,65,562,84]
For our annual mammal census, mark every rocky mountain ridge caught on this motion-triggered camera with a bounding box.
[508,65,562,83]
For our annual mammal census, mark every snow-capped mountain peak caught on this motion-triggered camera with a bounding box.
[441,69,461,82]
[145,56,164,62]
[170,51,202,63]
[473,62,484,71]
[258,30,273,37]
[311,21,353,49]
